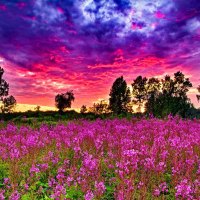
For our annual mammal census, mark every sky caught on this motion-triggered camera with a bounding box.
[0,0,200,110]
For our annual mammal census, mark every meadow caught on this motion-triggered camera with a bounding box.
[0,116,200,200]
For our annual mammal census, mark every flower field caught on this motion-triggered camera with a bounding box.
[0,117,200,199]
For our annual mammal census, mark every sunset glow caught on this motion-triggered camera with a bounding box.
[0,0,200,109]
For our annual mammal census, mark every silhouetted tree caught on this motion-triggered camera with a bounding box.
[0,67,16,113]
[91,100,110,115]
[142,71,192,117]
[34,105,41,112]
[162,71,192,99]
[197,85,200,102]
[132,71,193,117]
[109,76,131,114]
[132,76,148,112]
[1,95,16,113]
[80,105,87,114]
[55,90,75,114]
[145,77,161,114]
[0,67,9,97]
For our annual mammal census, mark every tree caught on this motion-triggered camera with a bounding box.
[148,91,192,118]
[90,100,110,115]
[145,71,192,117]
[34,105,41,112]
[109,76,131,114]
[157,72,192,117]
[132,76,148,112]
[162,71,192,99]
[131,71,193,117]
[0,67,9,97]
[197,85,200,102]
[145,77,161,114]
[80,105,87,114]
[1,95,16,113]
[132,76,161,113]
[55,90,75,113]
[0,67,16,113]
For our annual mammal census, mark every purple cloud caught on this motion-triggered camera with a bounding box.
[0,0,199,107]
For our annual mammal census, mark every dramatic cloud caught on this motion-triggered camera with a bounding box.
[0,0,200,108]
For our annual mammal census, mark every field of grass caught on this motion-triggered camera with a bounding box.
[0,116,199,199]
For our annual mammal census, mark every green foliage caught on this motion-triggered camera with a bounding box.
[0,162,9,187]
[165,173,172,185]
[102,184,115,200]
[185,106,200,119]
[149,95,193,118]
[132,71,193,118]
[21,194,31,200]
[66,186,84,199]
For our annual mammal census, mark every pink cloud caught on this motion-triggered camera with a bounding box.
[132,23,143,30]
[0,4,6,11]
[155,11,165,19]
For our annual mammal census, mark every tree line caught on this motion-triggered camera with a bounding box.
[55,71,200,118]
[0,66,200,118]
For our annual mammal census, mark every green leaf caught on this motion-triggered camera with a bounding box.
[21,194,31,200]
[66,186,83,199]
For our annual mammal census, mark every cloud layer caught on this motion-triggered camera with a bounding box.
[0,0,200,108]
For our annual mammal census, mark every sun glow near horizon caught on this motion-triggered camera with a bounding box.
[14,104,57,112]
[14,104,82,113]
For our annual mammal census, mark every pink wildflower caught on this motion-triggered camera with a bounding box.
[175,179,194,199]
[153,189,160,196]
[95,181,106,195]
[30,165,40,173]
[9,191,20,200]
[0,190,5,200]
[84,190,94,200]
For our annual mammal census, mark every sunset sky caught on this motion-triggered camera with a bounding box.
[0,0,200,110]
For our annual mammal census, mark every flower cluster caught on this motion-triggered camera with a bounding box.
[0,117,199,199]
